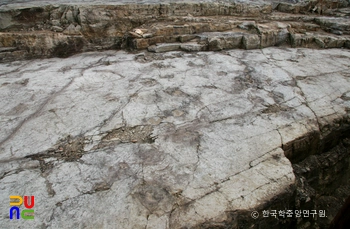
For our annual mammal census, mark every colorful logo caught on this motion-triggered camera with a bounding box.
[9,196,35,220]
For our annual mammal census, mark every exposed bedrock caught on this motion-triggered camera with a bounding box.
[0,0,350,61]
[0,48,349,228]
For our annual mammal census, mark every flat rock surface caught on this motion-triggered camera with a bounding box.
[0,47,350,228]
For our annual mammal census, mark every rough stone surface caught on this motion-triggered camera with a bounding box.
[243,34,261,49]
[0,0,350,228]
[1,47,350,228]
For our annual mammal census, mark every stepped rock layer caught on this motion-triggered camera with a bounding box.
[0,48,350,228]
[0,0,350,61]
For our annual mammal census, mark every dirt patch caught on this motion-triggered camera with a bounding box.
[25,135,85,172]
[102,125,155,144]
[52,37,85,58]
[14,7,46,23]
[262,104,290,114]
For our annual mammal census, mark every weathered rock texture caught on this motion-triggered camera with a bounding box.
[0,0,350,228]
[0,48,349,228]
[0,0,350,61]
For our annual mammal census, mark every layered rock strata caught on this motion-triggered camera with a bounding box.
[0,0,349,61]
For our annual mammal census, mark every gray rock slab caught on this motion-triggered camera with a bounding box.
[243,34,260,49]
[148,43,182,52]
[180,43,207,52]
[0,48,350,228]
[0,47,17,52]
